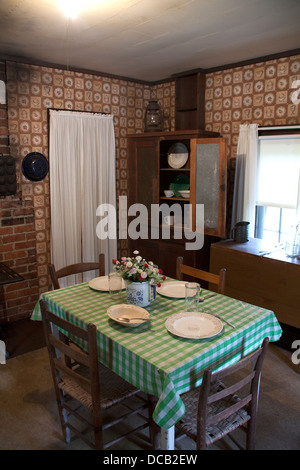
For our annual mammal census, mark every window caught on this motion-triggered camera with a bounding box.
[255,133,300,245]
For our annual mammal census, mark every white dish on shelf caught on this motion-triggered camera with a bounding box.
[179,190,190,198]
[168,153,188,169]
[107,304,150,327]
[165,311,223,339]
[167,143,189,169]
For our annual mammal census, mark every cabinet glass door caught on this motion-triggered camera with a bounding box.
[190,138,227,237]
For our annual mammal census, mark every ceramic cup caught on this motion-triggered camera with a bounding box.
[185,282,201,311]
[164,190,174,197]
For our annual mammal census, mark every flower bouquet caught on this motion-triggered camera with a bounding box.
[112,250,165,287]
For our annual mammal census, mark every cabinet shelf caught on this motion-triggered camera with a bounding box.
[160,168,190,172]
[160,196,190,201]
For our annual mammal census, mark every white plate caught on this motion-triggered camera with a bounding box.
[167,143,189,169]
[107,304,150,327]
[165,311,223,339]
[168,153,188,169]
[156,280,186,298]
[88,276,125,292]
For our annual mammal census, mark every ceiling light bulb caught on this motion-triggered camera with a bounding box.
[61,0,81,19]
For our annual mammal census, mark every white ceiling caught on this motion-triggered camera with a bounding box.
[0,0,300,82]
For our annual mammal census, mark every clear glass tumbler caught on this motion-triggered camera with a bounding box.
[108,272,123,300]
[185,282,201,311]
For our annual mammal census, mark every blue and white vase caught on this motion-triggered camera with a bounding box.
[125,281,156,307]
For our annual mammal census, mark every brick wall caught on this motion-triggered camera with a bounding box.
[0,61,39,323]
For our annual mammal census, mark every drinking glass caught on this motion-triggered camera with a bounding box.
[108,272,123,300]
[185,282,201,311]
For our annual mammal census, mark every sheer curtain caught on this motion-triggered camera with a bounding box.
[231,124,258,237]
[49,110,117,285]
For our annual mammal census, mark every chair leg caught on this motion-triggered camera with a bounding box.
[62,408,71,443]
[246,417,256,450]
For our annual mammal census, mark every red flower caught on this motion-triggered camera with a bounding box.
[159,269,163,274]
[163,275,166,280]
[112,259,117,264]
[157,282,161,287]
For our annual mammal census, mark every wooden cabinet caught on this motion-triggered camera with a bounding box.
[127,130,227,274]
[210,238,300,329]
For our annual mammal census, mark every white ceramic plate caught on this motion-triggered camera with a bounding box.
[88,276,125,292]
[167,143,189,169]
[107,304,150,327]
[168,153,188,169]
[165,311,223,339]
[156,280,186,298]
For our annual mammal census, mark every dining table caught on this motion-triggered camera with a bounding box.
[31,277,282,450]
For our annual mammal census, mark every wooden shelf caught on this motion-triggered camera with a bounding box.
[160,168,190,171]
[160,196,190,201]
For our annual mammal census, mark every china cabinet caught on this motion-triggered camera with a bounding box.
[127,130,227,277]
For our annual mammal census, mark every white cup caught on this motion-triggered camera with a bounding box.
[164,190,174,197]
[108,272,123,299]
[164,215,174,225]
[185,282,201,311]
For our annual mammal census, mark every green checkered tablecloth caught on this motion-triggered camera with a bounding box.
[31,282,282,429]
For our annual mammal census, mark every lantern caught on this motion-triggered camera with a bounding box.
[144,101,163,132]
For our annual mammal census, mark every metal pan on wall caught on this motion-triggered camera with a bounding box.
[22,152,49,181]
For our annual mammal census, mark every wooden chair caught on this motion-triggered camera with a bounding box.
[176,337,269,450]
[49,253,105,289]
[176,256,226,294]
[40,299,159,450]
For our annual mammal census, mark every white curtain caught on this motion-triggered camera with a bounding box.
[231,124,258,237]
[49,110,117,285]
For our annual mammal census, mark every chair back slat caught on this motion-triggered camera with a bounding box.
[206,395,252,427]
[49,334,90,367]
[49,253,105,289]
[207,372,255,404]
[176,256,226,294]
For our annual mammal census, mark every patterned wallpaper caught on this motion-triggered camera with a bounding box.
[204,54,300,229]
[205,54,300,155]
[6,62,175,293]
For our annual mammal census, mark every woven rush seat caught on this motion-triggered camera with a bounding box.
[178,379,251,446]
[59,363,142,411]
